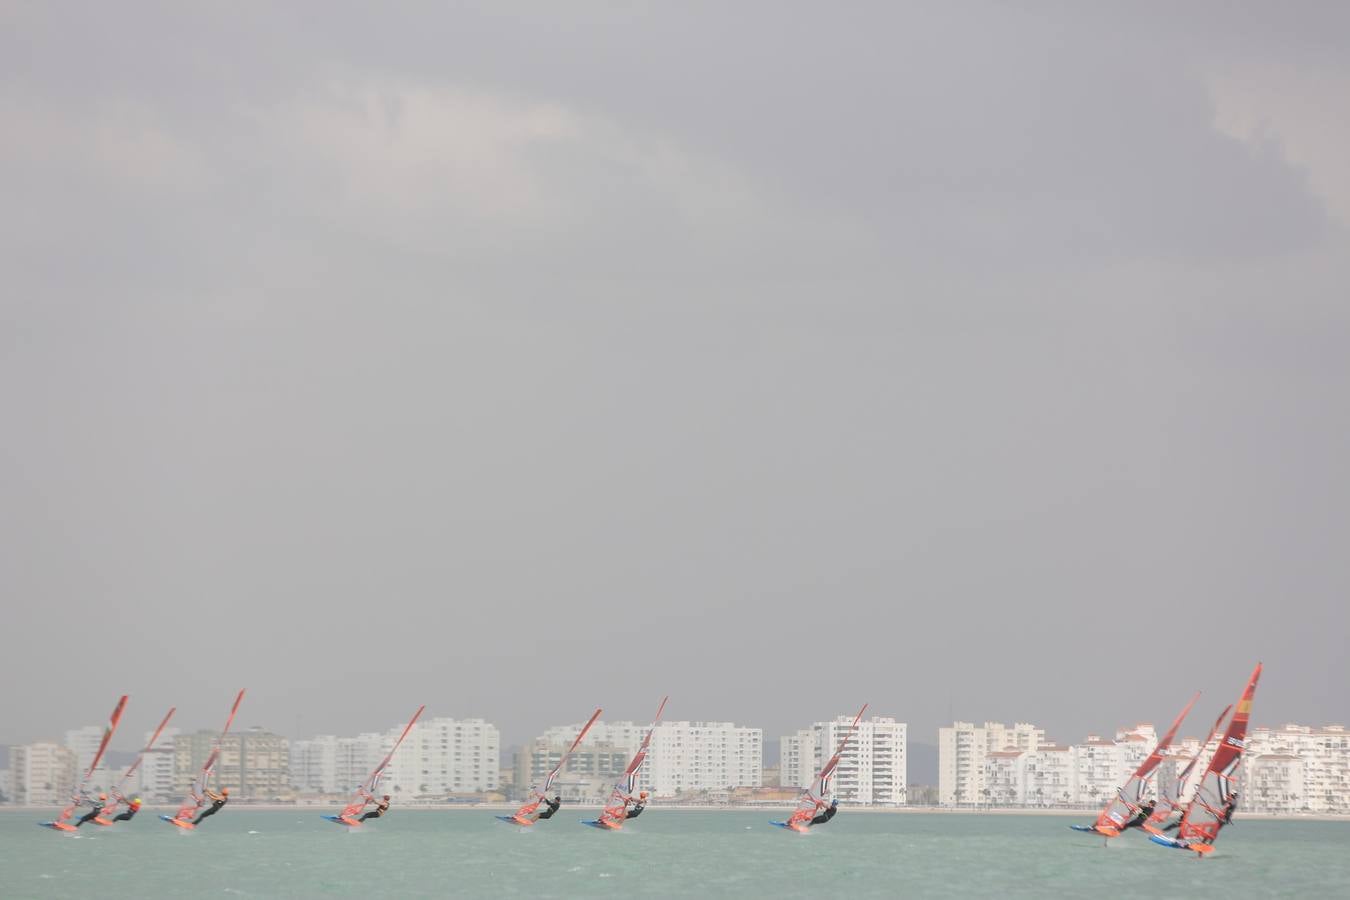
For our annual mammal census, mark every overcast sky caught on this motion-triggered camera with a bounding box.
[2,2,1347,755]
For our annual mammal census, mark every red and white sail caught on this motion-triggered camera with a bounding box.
[1090,692,1198,834]
[597,696,668,828]
[171,689,245,822]
[1145,703,1231,830]
[337,704,425,820]
[786,704,868,830]
[1173,663,1262,852]
[511,707,602,822]
[54,695,128,824]
[103,706,176,818]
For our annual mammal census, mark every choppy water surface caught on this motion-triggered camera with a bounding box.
[4,809,1348,898]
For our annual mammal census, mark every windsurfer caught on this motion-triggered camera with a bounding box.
[75,794,107,827]
[1123,799,1156,829]
[625,792,648,820]
[536,795,561,820]
[1220,791,1238,825]
[359,795,391,822]
[113,798,143,822]
[192,787,229,825]
[810,797,839,826]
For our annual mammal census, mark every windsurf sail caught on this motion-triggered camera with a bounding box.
[171,689,245,822]
[511,707,602,821]
[596,696,668,828]
[103,706,176,818]
[1089,691,1198,834]
[336,704,425,820]
[54,695,128,824]
[1171,663,1262,852]
[786,704,868,830]
[1145,703,1232,830]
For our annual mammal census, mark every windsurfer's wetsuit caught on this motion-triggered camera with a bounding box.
[1123,803,1155,829]
[536,797,561,820]
[810,801,838,826]
[624,801,645,820]
[75,801,105,827]
[1220,799,1237,825]
[358,799,390,822]
[113,804,141,822]
[193,791,227,826]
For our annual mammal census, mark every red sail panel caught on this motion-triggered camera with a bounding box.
[1146,704,1231,828]
[788,704,867,828]
[1176,663,1261,848]
[1093,691,1198,832]
[340,704,425,819]
[57,695,129,823]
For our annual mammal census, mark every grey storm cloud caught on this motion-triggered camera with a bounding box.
[1,2,1347,752]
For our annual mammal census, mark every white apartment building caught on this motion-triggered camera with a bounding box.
[381,718,499,798]
[10,742,77,806]
[780,716,907,805]
[0,766,12,803]
[939,722,1045,806]
[1245,724,1350,813]
[135,745,178,803]
[646,722,762,797]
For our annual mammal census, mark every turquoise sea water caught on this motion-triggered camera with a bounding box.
[4,809,1348,898]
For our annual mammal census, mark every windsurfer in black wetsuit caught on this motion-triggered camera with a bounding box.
[535,795,561,820]
[113,797,143,822]
[75,793,107,827]
[359,795,391,822]
[1123,799,1156,829]
[1220,791,1238,825]
[810,797,839,826]
[624,792,648,820]
[192,787,228,825]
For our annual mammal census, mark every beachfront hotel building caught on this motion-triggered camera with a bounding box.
[938,721,1046,806]
[780,715,907,805]
[9,741,77,806]
[380,717,499,798]
[290,731,392,795]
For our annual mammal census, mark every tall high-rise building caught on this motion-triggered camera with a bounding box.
[381,718,499,798]
[10,742,77,806]
[780,716,907,805]
[646,722,762,797]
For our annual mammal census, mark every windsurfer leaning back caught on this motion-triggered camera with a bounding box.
[192,787,229,826]
[536,796,561,820]
[359,795,391,822]
[1123,799,1156,830]
[810,798,839,826]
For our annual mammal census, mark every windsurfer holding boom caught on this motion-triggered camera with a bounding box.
[810,798,839,826]
[359,795,391,822]
[535,795,561,820]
